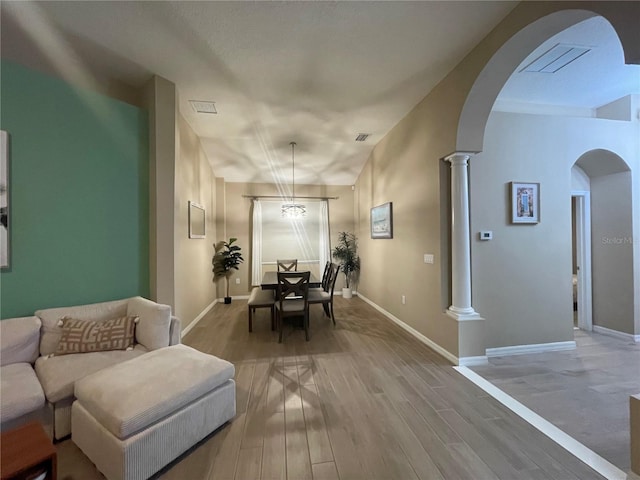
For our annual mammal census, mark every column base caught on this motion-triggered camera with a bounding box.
[446,307,482,321]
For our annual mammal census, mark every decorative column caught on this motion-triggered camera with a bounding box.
[445,152,480,320]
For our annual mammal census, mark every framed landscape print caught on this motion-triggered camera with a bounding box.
[188,201,206,238]
[371,202,393,239]
[511,182,539,224]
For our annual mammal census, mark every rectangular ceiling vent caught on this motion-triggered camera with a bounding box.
[355,133,370,142]
[521,44,591,73]
[189,100,217,114]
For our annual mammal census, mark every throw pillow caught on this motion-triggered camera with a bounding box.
[54,315,138,355]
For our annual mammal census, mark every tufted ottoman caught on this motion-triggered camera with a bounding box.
[71,344,236,480]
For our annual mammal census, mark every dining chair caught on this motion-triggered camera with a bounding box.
[308,263,340,325]
[277,259,298,271]
[311,261,331,293]
[275,271,310,342]
[247,287,275,332]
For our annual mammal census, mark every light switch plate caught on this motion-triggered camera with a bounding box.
[424,254,434,264]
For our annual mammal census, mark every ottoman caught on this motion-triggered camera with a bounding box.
[71,344,236,480]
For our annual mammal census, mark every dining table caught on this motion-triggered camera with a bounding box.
[260,271,321,290]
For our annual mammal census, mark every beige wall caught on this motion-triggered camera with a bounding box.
[354,2,640,358]
[174,114,218,329]
[219,183,354,298]
[354,94,462,357]
[591,171,635,334]
[144,75,176,308]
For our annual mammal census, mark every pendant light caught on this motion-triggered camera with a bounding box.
[281,142,306,218]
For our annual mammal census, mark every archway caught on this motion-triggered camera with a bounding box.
[573,149,634,337]
[457,9,639,352]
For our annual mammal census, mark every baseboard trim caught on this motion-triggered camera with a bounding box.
[458,355,489,366]
[182,299,217,337]
[217,295,250,302]
[593,325,640,343]
[454,367,627,480]
[357,293,461,365]
[486,340,576,358]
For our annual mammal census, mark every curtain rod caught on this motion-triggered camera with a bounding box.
[242,195,339,200]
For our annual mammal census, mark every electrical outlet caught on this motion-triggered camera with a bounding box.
[402,295,406,305]
[235,278,240,284]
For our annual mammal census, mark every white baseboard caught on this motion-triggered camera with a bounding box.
[357,293,463,366]
[593,325,640,343]
[486,340,576,358]
[458,355,489,366]
[182,298,217,337]
[217,295,250,302]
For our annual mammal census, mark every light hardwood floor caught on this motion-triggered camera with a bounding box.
[57,297,606,479]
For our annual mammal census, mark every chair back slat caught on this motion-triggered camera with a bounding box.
[277,259,298,271]
[327,263,341,294]
[320,261,331,289]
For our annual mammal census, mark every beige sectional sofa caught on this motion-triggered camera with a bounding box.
[0,296,181,440]
[0,316,46,432]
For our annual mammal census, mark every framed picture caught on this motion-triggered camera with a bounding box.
[188,201,206,238]
[371,202,393,239]
[1,131,9,269]
[511,182,539,224]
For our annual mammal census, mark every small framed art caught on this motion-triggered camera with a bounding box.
[188,201,206,238]
[511,182,539,224]
[371,202,393,239]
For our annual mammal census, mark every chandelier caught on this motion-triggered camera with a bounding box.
[281,141,306,218]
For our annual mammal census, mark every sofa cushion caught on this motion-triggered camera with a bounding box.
[55,315,138,356]
[127,296,171,351]
[0,363,45,423]
[36,299,129,357]
[35,348,147,403]
[0,316,41,366]
[74,344,235,439]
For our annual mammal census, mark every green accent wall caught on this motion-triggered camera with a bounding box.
[0,61,149,318]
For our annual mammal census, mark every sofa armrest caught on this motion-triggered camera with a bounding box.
[169,316,181,345]
[1,317,42,366]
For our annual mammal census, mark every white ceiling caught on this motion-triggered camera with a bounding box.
[497,16,640,111]
[2,2,636,186]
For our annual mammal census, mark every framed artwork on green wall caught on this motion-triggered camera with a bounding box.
[1,130,8,269]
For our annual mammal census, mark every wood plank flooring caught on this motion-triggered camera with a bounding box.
[57,297,606,479]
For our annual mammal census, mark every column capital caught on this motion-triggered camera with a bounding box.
[444,151,477,165]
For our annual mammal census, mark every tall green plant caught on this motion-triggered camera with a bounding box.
[332,232,360,289]
[212,237,244,299]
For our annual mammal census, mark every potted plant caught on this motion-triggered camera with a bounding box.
[212,237,244,304]
[332,231,360,299]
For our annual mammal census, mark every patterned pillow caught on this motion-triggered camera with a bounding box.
[54,315,138,356]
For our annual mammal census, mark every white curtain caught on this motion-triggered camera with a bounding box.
[318,200,330,273]
[251,199,263,286]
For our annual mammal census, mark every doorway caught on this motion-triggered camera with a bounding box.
[571,191,592,331]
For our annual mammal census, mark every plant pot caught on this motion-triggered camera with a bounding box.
[224,297,232,304]
[342,288,352,299]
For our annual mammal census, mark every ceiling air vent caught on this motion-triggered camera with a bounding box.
[189,100,217,114]
[355,133,370,142]
[521,44,591,73]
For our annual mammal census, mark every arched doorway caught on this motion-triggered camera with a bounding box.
[458,10,639,352]
[573,149,634,337]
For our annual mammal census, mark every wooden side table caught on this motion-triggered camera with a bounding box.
[0,421,56,480]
